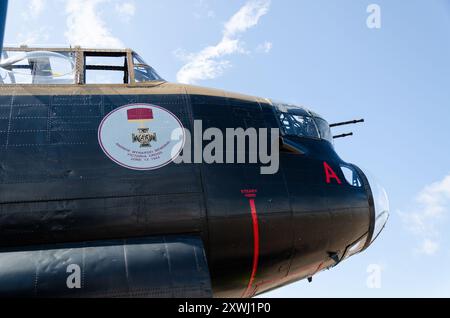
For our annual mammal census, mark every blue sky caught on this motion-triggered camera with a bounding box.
[4,0,450,297]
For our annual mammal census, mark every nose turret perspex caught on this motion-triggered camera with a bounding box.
[365,171,390,244]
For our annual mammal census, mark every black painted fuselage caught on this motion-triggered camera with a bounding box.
[0,84,378,297]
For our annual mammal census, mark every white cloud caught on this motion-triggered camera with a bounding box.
[20,0,46,20]
[65,0,124,48]
[176,0,271,84]
[223,0,270,38]
[194,0,216,19]
[256,41,273,53]
[29,0,46,17]
[15,0,49,45]
[401,174,450,256]
[17,27,50,46]
[416,239,439,256]
[115,2,136,22]
[10,0,129,48]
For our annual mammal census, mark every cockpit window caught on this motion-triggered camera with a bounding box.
[133,53,163,82]
[0,48,164,85]
[0,51,76,84]
[272,102,334,144]
[273,102,320,139]
[341,165,363,188]
[84,53,129,84]
[278,112,319,138]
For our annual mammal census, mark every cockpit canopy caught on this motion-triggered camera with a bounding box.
[0,47,164,85]
[273,102,334,145]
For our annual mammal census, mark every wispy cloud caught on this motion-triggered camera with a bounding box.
[29,0,46,17]
[401,174,450,255]
[64,0,124,48]
[11,0,128,48]
[256,41,273,53]
[17,27,50,46]
[115,1,136,23]
[194,0,216,19]
[417,239,439,256]
[176,0,271,84]
[223,0,270,38]
[16,0,50,45]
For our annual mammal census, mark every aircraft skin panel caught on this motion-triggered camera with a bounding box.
[0,193,206,248]
[0,235,213,298]
[0,93,199,203]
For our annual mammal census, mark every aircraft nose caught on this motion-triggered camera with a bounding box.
[365,172,390,244]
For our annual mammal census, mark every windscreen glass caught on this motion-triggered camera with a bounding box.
[0,50,76,84]
[273,102,319,139]
[314,117,333,144]
[133,53,163,82]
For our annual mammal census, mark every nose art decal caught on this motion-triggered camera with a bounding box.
[98,104,186,171]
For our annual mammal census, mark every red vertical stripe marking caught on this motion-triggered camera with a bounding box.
[241,198,260,298]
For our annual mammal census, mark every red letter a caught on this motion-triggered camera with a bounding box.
[324,162,342,184]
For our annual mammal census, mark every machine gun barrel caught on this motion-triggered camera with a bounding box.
[330,119,365,128]
[333,132,354,139]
